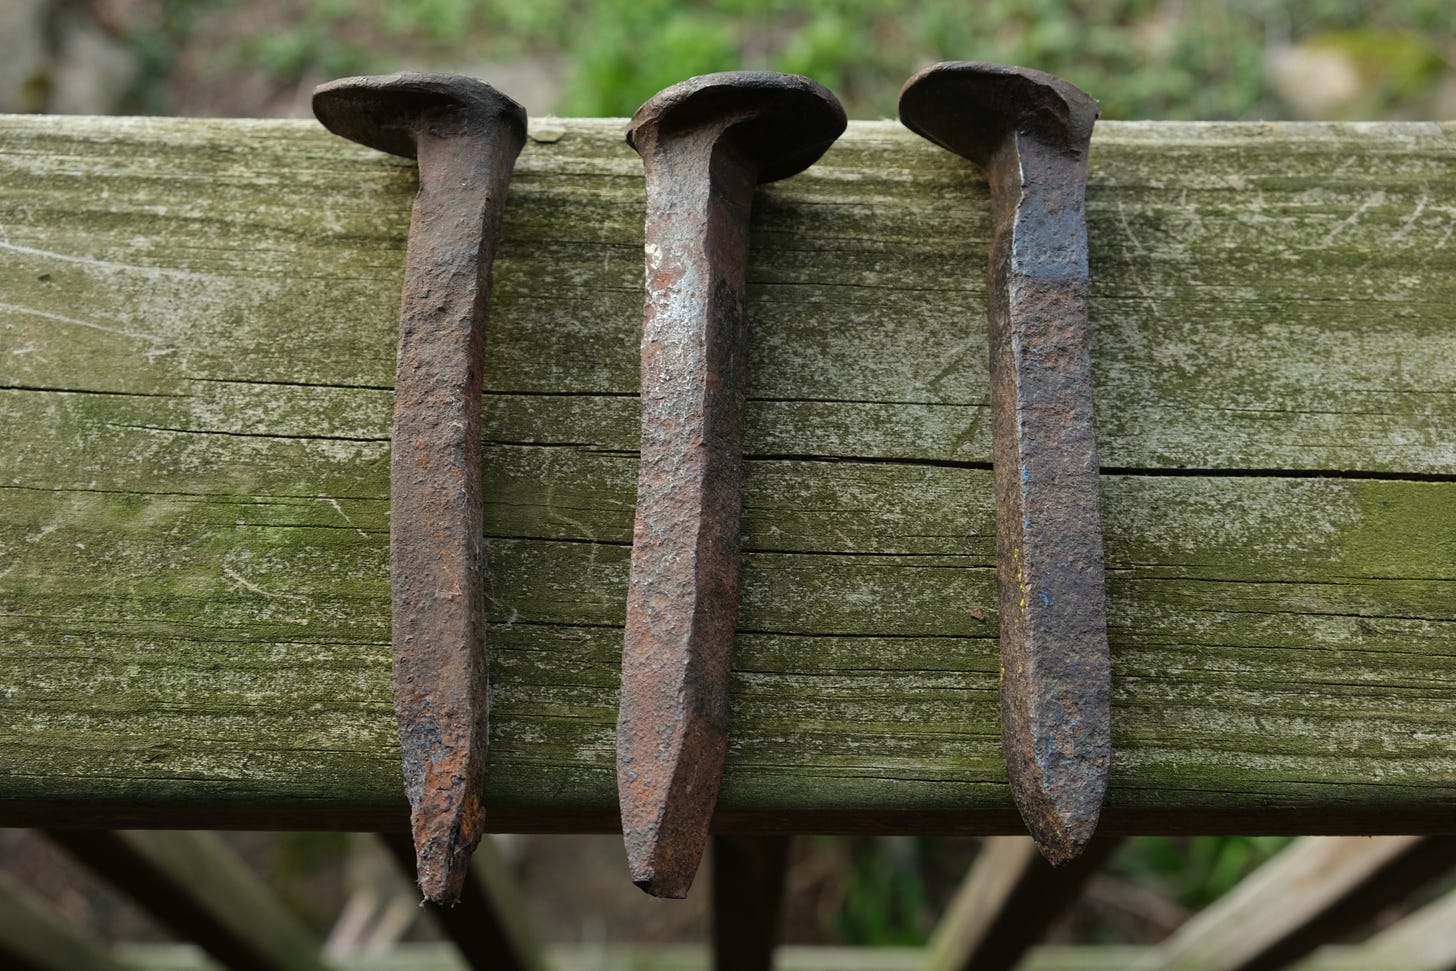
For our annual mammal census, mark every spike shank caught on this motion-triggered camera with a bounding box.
[618,125,755,900]
[312,73,526,903]
[985,128,1109,863]
[900,62,1111,863]
[389,127,521,902]
[619,72,845,898]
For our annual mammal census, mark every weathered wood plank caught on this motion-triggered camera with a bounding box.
[103,935,1456,971]
[44,830,330,971]
[0,868,138,971]
[113,942,1150,971]
[2,116,1455,830]
[1133,836,1456,971]
[1292,883,1456,971]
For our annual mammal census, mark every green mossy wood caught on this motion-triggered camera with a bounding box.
[1,116,1453,833]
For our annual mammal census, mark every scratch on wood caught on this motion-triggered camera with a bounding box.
[222,566,310,603]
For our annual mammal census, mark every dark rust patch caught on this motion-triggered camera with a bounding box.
[313,72,526,904]
[900,62,1110,864]
[620,72,845,898]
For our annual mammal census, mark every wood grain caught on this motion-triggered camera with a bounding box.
[1,116,1453,831]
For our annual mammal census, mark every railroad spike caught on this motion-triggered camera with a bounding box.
[313,72,526,904]
[619,71,845,898]
[900,62,1111,864]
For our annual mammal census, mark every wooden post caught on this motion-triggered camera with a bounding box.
[379,832,547,971]
[0,869,137,971]
[713,835,791,971]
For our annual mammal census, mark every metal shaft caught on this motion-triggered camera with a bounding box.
[313,73,526,904]
[900,62,1110,864]
[621,124,753,900]
[620,72,845,899]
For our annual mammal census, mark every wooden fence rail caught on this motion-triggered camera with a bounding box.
[1,115,1454,835]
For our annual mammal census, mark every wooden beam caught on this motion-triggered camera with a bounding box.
[1344,887,1456,971]
[2,117,1455,831]
[924,836,1115,971]
[1135,836,1456,971]
[44,830,330,971]
[0,868,137,971]
[1291,883,1456,971]
[379,833,547,971]
[712,835,790,971]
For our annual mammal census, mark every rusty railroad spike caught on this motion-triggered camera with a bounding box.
[899,62,1111,864]
[312,73,526,904]
[619,72,845,898]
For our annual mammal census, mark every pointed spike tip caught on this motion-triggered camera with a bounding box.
[628,855,693,899]
[416,847,471,906]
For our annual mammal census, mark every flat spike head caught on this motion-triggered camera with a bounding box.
[312,72,526,159]
[627,71,846,183]
[898,61,1098,166]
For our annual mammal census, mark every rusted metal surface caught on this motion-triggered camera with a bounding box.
[620,72,845,898]
[899,62,1110,864]
[312,73,526,904]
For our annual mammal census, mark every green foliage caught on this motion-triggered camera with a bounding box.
[1303,29,1449,118]
[123,0,236,114]
[482,0,576,40]
[818,837,929,946]
[1111,836,1294,911]
[238,0,370,80]
[114,0,1455,120]
[379,0,477,41]
[536,0,1452,119]
[561,3,741,115]
[773,15,878,101]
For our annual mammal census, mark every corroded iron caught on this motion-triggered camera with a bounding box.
[899,62,1110,864]
[312,73,526,904]
[620,72,845,898]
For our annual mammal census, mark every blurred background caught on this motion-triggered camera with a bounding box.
[3,0,1455,961]
[7,830,1302,952]
[2,0,1454,120]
